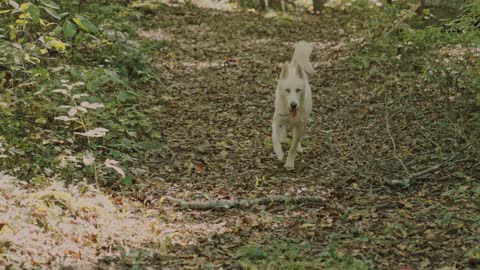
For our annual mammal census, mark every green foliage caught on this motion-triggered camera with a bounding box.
[236,241,371,269]
[116,245,147,269]
[0,0,158,187]
[236,241,312,270]
[350,0,480,107]
[320,245,371,270]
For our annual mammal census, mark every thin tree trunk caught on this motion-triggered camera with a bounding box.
[312,0,326,14]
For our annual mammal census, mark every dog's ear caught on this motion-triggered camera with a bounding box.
[280,62,289,79]
[296,63,304,79]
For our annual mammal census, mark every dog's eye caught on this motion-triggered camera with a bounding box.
[286,89,291,93]
[296,88,301,93]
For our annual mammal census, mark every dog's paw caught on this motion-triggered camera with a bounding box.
[275,151,284,161]
[284,161,295,170]
[296,144,303,153]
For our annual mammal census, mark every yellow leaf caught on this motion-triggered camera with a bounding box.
[50,39,66,51]
[15,19,26,26]
[35,117,47,124]
[159,196,166,205]
[19,3,29,11]
[40,49,47,54]
[0,224,11,235]
[300,223,316,229]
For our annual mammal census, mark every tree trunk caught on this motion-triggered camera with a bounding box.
[312,0,326,14]
[266,0,284,11]
[258,0,268,11]
[416,0,426,14]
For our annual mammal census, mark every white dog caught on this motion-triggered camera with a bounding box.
[272,41,314,170]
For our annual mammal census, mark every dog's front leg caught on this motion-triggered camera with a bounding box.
[284,123,304,170]
[272,121,284,161]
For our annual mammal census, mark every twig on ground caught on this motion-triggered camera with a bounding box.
[388,153,468,187]
[315,65,350,71]
[163,195,325,210]
[385,96,410,175]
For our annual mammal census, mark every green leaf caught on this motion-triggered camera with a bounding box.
[105,69,123,83]
[122,176,133,187]
[51,25,62,36]
[58,12,69,18]
[466,247,480,260]
[31,68,50,80]
[41,6,60,20]
[35,117,47,124]
[40,0,59,9]
[73,15,98,33]
[438,212,453,226]
[63,20,77,38]
[87,79,102,91]
[117,91,131,102]
[25,4,41,24]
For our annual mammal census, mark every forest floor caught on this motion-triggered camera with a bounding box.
[119,3,480,269]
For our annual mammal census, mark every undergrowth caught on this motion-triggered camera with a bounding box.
[0,0,162,187]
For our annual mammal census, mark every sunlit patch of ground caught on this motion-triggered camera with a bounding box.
[151,0,234,10]
[0,172,229,268]
[137,29,173,41]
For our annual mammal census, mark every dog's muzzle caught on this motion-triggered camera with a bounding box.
[289,102,298,117]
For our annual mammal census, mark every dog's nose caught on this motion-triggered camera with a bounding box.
[290,102,297,110]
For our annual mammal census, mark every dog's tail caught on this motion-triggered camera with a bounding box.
[291,41,314,74]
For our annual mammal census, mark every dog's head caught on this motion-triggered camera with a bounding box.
[278,62,306,117]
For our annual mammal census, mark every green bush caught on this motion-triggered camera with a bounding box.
[0,0,157,186]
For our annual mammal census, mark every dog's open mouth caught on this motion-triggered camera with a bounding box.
[290,109,297,118]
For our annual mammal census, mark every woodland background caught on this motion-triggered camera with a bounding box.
[0,0,480,269]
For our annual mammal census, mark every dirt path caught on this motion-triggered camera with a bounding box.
[131,5,479,269]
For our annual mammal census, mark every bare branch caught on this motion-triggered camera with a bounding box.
[388,153,468,187]
[164,195,325,210]
[385,96,410,175]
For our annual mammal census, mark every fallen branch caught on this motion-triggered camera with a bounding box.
[388,154,468,187]
[163,195,324,210]
[389,162,446,187]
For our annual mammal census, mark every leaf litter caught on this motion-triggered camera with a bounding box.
[0,172,229,268]
[135,4,479,269]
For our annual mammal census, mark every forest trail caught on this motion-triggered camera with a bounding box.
[131,4,478,269]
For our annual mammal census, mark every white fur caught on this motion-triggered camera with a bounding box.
[272,41,313,170]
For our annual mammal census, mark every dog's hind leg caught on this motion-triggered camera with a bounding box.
[272,122,284,161]
[284,124,304,170]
